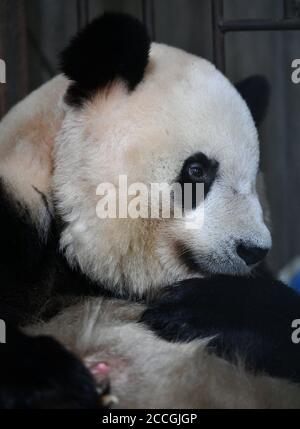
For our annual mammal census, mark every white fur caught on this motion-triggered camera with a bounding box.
[0,75,68,230]
[54,43,271,295]
[1,42,283,409]
[27,298,300,409]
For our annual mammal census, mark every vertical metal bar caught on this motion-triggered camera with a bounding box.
[141,0,156,41]
[211,0,225,72]
[142,0,147,26]
[84,0,90,25]
[19,2,28,100]
[150,0,156,41]
[77,0,82,30]
[284,0,300,18]
[27,29,55,77]
[284,0,291,17]
[0,2,6,118]
[77,0,89,30]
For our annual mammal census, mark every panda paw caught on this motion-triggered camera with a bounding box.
[141,275,300,383]
[141,275,300,341]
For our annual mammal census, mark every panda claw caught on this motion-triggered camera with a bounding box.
[101,394,119,408]
[95,379,118,408]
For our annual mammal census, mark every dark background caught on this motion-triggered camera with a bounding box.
[0,0,299,273]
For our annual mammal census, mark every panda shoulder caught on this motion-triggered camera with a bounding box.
[0,74,68,226]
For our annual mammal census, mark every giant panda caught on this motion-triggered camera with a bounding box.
[1,13,300,408]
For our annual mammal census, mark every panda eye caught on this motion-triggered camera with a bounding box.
[177,152,219,207]
[188,163,204,181]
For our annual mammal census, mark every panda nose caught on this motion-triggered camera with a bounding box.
[236,244,269,266]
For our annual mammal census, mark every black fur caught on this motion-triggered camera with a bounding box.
[0,325,104,409]
[0,180,109,408]
[235,75,270,127]
[60,13,150,106]
[0,180,57,325]
[176,152,219,209]
[0,180,103,325]
[0,12,282,408]
[141,275,300,383]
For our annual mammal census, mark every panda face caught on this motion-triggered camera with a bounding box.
[54,41,271,294]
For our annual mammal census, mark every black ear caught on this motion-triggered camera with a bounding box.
[235,75,270,128]
[60,13,151,106]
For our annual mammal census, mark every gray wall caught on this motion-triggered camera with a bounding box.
[1,0,299,272]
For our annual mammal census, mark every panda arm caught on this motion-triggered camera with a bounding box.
[141,275,300,383]
[0,179,58,325]
[0,76,69,325]
[0,75,67,212]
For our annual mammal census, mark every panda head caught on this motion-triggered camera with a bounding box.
[55,13,271,295]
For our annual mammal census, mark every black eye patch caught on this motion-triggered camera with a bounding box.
[176,152,219,210]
